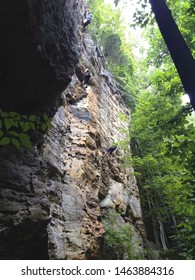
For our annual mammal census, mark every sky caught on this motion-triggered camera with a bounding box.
[104,0,150,58]
[104,0,139,24]
[104,0,151,23]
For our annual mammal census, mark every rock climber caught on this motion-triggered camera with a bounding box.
[83,12,92,30]
[82,68,92,86]
[102,144,118,161]
[106,145,117,156]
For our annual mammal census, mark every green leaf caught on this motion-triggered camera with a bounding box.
[173,141,180,147]
[0,137,11,145]
[29,115,38,122]
[11,138,21,149]
[46,120,51,129]
[4,118,14,130]
[30,122,36,130]
[41,123,47,131]
[1,111,7,118]
[9,131,19,137]
[12,121,19,128]
[9,112,18,118]
[19,133,32,149]
[23,122,30,132]
[43,113,49,121]
[20,121,25,130]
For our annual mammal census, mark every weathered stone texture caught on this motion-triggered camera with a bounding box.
[0,0,84,259]
[0,146,50,259]
[0,1,145,259]
[43,33,145,259]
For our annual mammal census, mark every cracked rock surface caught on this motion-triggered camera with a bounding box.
[0,1,145,259]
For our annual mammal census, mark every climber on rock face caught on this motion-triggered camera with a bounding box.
[82,68,92,86]
[83,12,92,30]
[102,145,118,161]
[106,146,117,155]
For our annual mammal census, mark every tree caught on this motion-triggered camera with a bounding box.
[149,0,195,110]
[130,82,195,258]
[86,0,195,258]
[87,0,135,95]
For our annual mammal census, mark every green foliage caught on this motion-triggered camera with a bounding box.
[103,211,142,259]
[166,0,195,56]
[0,109,51,149]
[127,0,195,259]
[130,60,195,259]
[86,0,195,259]
[130,0,153,28]
[87,0,135,92]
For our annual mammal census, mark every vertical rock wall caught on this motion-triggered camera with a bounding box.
[0,0,145,259]
[0,0,84,259]
[43,33,145,259]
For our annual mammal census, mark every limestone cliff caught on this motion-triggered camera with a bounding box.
[0,0,145,259]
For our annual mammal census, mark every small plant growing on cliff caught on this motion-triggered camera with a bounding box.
[0,109,51,149]
[102,210,141,260]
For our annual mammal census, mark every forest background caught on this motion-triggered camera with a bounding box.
[87,0,195,259]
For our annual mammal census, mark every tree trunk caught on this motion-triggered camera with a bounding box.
[149,0,195,110]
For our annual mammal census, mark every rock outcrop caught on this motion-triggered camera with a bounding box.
[43,32,145,259]
[0,0,83,114]
[0,0,145,259]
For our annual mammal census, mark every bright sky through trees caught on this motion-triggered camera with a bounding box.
[105,0,138,24]
[104,0,191,105]
[104,0,149,58]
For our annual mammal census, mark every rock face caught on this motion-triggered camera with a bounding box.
[0,1,145,259]
[0,0,83,114]
[0,146,50,259]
